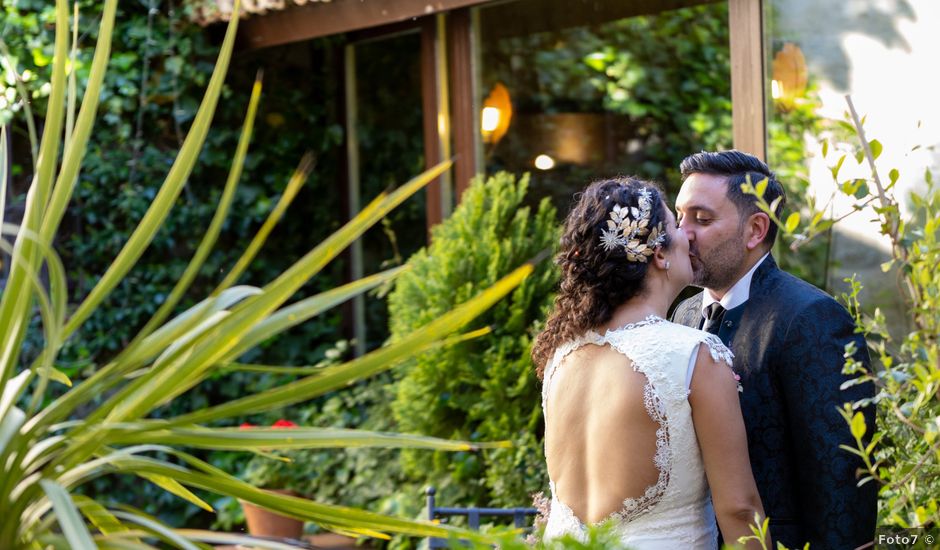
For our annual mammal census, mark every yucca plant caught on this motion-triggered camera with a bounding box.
[0,1,534,548]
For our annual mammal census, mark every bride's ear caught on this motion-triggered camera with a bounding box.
[651,247,669,272]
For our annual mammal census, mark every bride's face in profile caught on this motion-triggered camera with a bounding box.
[660,203,694,288]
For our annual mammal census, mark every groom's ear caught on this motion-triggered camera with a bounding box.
[745,212,771,250]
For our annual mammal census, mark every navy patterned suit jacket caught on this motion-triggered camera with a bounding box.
[672,255,876,550]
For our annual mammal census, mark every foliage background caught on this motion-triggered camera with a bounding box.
[2,0,357,527]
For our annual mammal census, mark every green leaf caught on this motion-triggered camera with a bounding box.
[60,3,241,342]
[853,180,869,200]
[830,155,846,180]
[113,425,510,452]
[140,473,214,512]
[109,511,202,550]
[869,139,882,160]
[130,73,265,347]
[784,212,800,233]
[71,495,132,537]
[927,167,934,185]
[166,260,532,426]
[821,139,829,157]
[889,168,899,186]
[755,177,768,198]
[40,479,97,550]
[213,151,314,294]
[104,161,453,424]
[850,411,867,440]
[0,406,26,456]
[218,267,407,361]
[0,0,71,395]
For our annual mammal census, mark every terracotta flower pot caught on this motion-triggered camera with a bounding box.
[241,489,305,540]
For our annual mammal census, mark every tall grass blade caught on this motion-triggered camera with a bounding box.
[224,266,407,359]
[0,126,6,230]
[30,287,260,431]
[108,511,201,550]
[72,495,133,537]
[40,0,116,246]
[110,425,510,451]
[138,474,213,512]
[64,2,79,152]
[173,530,306,549]
[103,162,451,423]
[0,42,39,168]
[39,479,96,550]
[131,73,265,346]
[213,151,314,294]
[60,1,241,342]
[0,0,69,392]
[168,261,532,426]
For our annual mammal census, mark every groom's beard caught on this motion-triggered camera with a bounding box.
[691,233,747,291]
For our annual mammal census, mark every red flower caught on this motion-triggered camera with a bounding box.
[272,419,298,429]
[239,422,256,429]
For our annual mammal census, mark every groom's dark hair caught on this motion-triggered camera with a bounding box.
[680,150,786,248]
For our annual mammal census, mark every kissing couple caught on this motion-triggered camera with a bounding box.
[533,150,877,549]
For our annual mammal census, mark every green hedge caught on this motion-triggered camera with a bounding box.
[388,171,559,508]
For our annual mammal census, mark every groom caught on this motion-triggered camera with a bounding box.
[671,150,876,549]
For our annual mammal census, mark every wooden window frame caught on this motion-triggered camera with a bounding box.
[729,0,767,161]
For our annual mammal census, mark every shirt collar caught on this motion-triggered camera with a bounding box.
[701,252,770,314]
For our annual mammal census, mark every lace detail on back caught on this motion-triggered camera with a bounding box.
[542,315,671,525]
[541,319,732,548]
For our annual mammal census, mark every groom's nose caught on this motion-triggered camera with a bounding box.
[678,218,693,239]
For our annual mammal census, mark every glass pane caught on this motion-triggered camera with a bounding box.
[765,0,939,306]
[478,0,730,209]
[354,31,425,350]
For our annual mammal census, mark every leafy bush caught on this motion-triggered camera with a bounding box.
[389,171,559,506]
[746,99,940,529]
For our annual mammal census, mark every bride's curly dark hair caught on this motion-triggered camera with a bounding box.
[531,177,673,378]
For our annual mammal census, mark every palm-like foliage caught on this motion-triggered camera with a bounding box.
[0,1,532,548]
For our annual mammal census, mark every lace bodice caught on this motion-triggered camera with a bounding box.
[540,316,735,549]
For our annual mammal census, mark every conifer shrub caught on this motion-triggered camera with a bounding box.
[386,171,560,508]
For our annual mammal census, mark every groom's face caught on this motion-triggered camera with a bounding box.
[675,173,748,292]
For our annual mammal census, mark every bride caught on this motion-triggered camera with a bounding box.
[531,178,767,549]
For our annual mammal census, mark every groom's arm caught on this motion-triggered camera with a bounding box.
[778,297,876,549]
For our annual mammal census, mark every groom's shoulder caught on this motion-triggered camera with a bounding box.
[766,264,851,320]
[671,291,703,327]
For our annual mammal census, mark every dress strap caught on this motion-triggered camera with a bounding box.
[541,332,606,414]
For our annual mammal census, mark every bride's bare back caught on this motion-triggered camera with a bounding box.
[544,343,662,523]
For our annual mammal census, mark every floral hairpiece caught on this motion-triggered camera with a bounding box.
[599,188,666,262]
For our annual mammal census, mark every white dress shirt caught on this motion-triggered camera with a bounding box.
[686,252,770,389]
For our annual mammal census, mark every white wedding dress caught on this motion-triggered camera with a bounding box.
[540,316,735,549]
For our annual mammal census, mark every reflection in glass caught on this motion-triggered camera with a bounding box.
[477,0,731,210]
[353,32,425,350]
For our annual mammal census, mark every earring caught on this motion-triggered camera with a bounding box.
[664,260,671,270]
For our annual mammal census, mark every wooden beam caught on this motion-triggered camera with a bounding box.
[480,0,719,41]
[421,18,446,235]
[448,8,478,202]
[238,0,492,50]
[729,0,766,161]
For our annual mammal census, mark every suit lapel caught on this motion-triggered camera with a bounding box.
[727,254,779,354]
